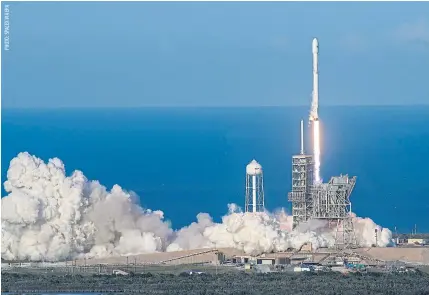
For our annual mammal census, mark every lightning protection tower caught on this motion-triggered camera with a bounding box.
[288,120,314,229]
[245,159,265,213]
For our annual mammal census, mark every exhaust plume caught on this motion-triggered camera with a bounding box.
[1,152,392,261]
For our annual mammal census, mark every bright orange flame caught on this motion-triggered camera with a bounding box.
[313,120,321,183]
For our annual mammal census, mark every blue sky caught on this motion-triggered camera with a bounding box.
[2,1,429,108]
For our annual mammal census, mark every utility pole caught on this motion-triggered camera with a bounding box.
[375,229,378,247]
[394,226,398,245]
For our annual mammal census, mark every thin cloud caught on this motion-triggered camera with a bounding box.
[395,19,429,45]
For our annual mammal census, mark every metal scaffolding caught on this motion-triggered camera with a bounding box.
[311,175,356,219]
[309,175,358,249]
[287,154,314,228]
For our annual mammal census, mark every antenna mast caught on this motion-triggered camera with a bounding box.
[300,119,304,155]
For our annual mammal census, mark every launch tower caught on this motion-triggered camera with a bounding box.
[245,160,265,213]
[288,120,314,228]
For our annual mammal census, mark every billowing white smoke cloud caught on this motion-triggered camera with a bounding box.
[167,205,338,255]
[167,205,393,254]
[353,213,393,247]
[1,152,172,261]
[1,153,392,261]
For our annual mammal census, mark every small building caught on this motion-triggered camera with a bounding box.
[233,256,251,264]
[256,258,275,265]
[396,238,407,245]
[407,238,428,245]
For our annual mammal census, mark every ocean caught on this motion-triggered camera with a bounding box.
[2,106,429,232]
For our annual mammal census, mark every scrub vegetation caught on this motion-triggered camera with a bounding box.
[2,271,429,295]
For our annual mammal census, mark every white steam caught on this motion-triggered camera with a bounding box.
[167,206,393,254]
[1,152,172,261]
[1,153,392,261]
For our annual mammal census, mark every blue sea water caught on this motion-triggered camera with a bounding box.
[2,107,429,232]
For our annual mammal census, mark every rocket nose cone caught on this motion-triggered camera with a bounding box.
[312,38,318,53]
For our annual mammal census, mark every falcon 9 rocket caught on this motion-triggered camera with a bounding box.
[310,38,319,122]
[310,38,321,183]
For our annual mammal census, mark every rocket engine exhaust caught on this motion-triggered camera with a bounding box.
[313,120,321,183]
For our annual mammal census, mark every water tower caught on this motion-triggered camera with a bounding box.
[245,159,265,213]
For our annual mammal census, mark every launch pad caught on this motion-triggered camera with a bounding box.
[288,37,358,249]
[287,123,358,249]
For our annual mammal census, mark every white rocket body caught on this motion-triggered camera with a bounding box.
[309,38,319,122]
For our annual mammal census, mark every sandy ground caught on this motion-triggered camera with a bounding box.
[71,248,241,266]
[68,246,429,266]
[354,247,429,264]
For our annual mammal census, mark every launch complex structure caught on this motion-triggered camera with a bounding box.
[288,38,358,249]
[243,38,359,249]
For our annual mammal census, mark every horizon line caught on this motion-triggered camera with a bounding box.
[3,104,429,110]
